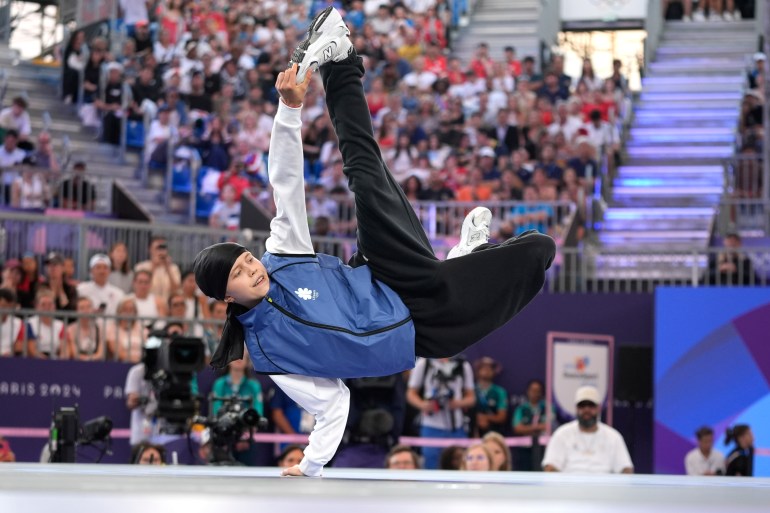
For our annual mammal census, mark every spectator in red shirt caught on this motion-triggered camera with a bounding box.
[421,6,446,48]
[447,57,466,85]
[504,46,522,77]
[217,161,250,201]
[470,43,494,80]
[424,43,448,77]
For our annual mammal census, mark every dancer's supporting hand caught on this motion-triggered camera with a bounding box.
[277,63,312,109]
[281,464,306,477]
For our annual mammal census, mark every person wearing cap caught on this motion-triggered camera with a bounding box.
[542,386,633,473]
[77,254,126,315]
[41,252,77,313]
[94,62,125,146]
[749,52,765,89]
[473,356,508,437]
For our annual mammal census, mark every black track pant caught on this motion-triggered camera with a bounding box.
[321,55,555,358]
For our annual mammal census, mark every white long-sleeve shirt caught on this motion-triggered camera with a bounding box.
[263,100,351,477]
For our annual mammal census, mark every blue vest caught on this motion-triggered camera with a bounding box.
[237,253,416,379]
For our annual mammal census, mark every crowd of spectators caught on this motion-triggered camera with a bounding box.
[54,0,632,240]
[0,235,215,362]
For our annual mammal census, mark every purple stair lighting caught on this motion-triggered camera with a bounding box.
[593,20,751,280]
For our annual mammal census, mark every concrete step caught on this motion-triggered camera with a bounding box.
[601,218,712,231]
[635,99,739,110]
[626,135,734,145]
[632,117,736,128]
[465,25,537,36]
[610,194,722,207]
[624,157,729,167]
[639,92,743,102]
[471,13,538,23]
[628,131,734,144]
[625,145,734,159]
[650,65,746,76]
[613,184,723,195]
[634,107,737,117]
[656,45,758,57]
[613,176,723,188]
[603,206,715,219]
[617,165,723,177]
[482,0,539,7]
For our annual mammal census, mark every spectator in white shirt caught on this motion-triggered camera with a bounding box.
[548,101,583,142]
[27,288,66,359]
[0,130,27,173]
[542,386,633,474]
[0,97,32,149]
[77,253,126,315]
[0,287,31,357]
[685,426,726,476]
[583,109,620,156]
[127,269,166,329]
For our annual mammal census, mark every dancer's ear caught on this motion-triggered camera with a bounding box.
[224,296,234,304]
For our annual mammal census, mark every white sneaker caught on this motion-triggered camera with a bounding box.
[692,10,706,21]
[447,207,492,259]
[289,6,352,84]
[722,11,734,21]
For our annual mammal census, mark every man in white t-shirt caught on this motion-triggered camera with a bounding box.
[542,385,633,474]
[77,254,126,315]
[406,357,476,469]
[685,426,726,476]
[27,288,66,358]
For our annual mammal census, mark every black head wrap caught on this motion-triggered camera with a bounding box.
[193,242,248,369]
[193,242,246,301]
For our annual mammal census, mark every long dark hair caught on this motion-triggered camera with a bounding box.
[724,424,750,447]
[109,242,130,274]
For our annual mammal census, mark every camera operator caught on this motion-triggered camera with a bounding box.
[124,332,201,447]
[125,360,159,446]
[332,373,407,468]
[406,357,476,470]
[134,236,181,304]
[210,353,263,465]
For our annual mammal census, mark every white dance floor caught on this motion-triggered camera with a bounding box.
[1,464,769,513]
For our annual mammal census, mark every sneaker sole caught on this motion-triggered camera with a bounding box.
[290,6,347,84]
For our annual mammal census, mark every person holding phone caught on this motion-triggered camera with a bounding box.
[134,236,181,304]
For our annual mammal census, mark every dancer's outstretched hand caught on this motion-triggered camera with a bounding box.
[277,63,312,109]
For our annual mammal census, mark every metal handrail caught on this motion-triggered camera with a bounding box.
[643,0,663,72]
[0,307,224,360]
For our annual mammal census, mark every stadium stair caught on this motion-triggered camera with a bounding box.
[0,45,188,223]
[591,19,755,282]
[452,0,540,63]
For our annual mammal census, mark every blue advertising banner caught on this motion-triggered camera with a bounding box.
[655,287,770,476]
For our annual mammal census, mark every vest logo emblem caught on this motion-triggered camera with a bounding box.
[295,287,318,300]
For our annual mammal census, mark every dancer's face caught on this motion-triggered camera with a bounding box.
[225,252,269,308]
